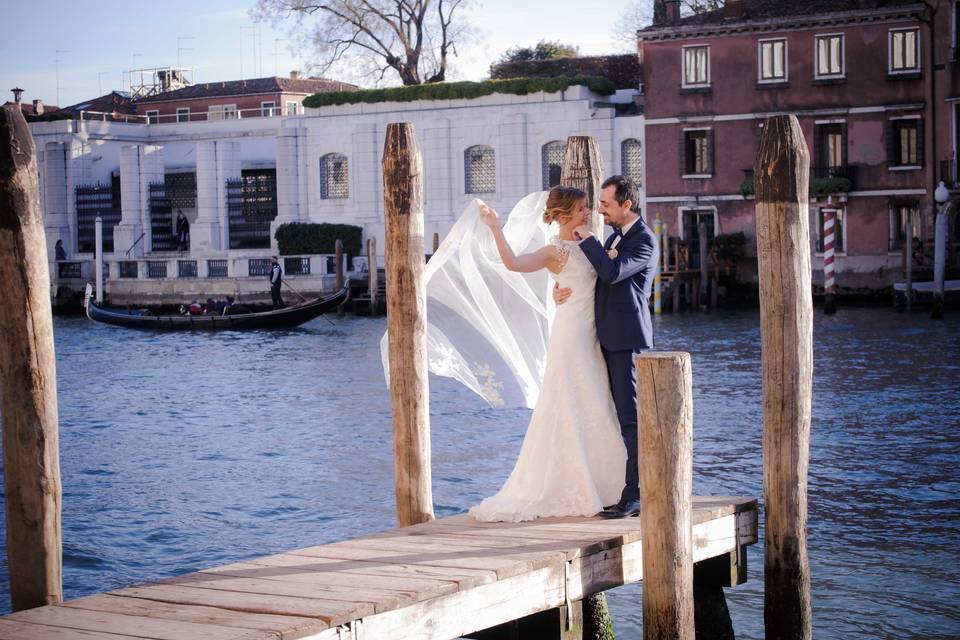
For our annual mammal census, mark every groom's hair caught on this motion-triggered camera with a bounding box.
[601,175,640,213]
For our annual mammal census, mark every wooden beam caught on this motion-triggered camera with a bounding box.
[382,122,434,528]
[367,237,378,315]
[636,351,695,640]
[754,114,813,640]
[0,104,63,611]
[335,238,345,316]
[561,136,605,239]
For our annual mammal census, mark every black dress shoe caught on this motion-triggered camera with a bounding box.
[598,499,641,519]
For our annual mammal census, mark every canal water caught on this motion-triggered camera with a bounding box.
[0,307,957,639]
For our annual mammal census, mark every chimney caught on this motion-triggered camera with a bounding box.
[663,0,681,24]
[724,0,744,19]
[290,70,301,80]
[33,99,44,115]
[11,86,24,103]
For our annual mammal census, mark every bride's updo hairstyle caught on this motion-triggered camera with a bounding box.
[543,186,587,225]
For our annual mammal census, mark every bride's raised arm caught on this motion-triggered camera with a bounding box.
[479,203,563,273]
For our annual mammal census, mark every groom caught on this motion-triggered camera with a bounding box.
[556,175,659,518]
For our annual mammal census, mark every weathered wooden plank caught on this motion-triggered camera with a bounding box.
[358,564,567,640]
[110,584,353,622]
[0,618,136,640]
[62,593,319,639]
[8,605,272,640]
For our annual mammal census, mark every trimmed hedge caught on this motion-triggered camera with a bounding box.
[490,55,640,90]
[275,222,362,257]
[303,76,616,108]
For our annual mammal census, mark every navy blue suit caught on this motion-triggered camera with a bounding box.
[579,218,659,503]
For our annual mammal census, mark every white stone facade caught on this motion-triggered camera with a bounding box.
[31,86,645,301]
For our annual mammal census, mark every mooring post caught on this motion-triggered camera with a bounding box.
[932,187,948,319]
[95,215,104,303]
[367,236,378,316]
[562,133,615,639]
[698,222,709,310]
[754,114,813,640]
[432,231,440,254]
[0,104,64,610]
[383,122,434,527]
[562,136,605,239]
[637,351,695,640]
[653,220,662,316]
[904,217,913,312]
[335,238,345,316]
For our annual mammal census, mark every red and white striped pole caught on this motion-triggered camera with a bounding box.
[822,206,837,315]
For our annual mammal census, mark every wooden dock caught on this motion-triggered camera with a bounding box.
[0,497,756,640]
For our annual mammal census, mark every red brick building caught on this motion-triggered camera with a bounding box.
[639,0,957,288]
[133,73,357,124]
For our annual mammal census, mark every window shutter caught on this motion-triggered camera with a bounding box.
[916,118,925,167]
[840,122,848,167]
[707,130,715,175]
[886,120,898,167]
[679,130,687,176]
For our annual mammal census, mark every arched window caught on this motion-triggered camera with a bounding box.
[320,153,349,199]
[541,140,566,190]
[464,145,496,194]
[621,138,643,186]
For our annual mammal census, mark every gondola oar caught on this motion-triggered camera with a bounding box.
[283,279,336,326]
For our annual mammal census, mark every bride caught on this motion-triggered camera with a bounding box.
[420,186,627,522]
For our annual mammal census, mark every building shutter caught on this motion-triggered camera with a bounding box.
[886,120,898,167]
[840,122,848,167]
[916,118,925,167]
[679,130,688,176]
[707,129,715,175]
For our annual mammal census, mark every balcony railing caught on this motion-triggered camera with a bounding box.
[741,165,856,197]
[78,105,300,125]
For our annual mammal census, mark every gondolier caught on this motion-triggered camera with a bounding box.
[270,256,284,309]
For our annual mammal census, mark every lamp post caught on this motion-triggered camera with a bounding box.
[932,181,950,319]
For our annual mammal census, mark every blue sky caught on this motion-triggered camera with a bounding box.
[1,0,634,108]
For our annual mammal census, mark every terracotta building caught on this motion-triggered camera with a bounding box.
[133,72,357,124]
[639,0,958,289]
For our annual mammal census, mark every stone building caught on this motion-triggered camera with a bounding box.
[31,83,644,303]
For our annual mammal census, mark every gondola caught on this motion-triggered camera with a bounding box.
[84,284,350,330]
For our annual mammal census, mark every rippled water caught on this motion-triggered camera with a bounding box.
[0,307,957,639]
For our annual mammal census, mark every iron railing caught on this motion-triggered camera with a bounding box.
[284,256,311,275]
[207,259,228,278]
[178,260,198,278]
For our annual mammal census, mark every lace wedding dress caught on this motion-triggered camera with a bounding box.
[468,238,627,522]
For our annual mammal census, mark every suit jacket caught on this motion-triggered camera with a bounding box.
[579,217,659,351]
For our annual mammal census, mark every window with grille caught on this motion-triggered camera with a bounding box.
[320,153,349,199]
[758,39,787,82]
[683,130,712,176]
[541,141,566,190]
[682,46,710,87]
[261,101,277,117]
[621,139,643,186]
[465,145,496,194]
[816,34,844,78]
[146,110,160,124]
[176,108,190,123]
[889,28,919,73]
[285,101,299,115]
[889,203,920,251]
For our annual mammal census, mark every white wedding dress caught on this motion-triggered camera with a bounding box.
[468,238,627,522]
[381,192,627,522]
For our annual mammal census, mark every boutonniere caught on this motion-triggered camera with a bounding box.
[607,248,619,259]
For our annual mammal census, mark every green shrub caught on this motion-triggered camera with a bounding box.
[303,76,616,108]
[710,232,747,264]
[810,176,852,196]
[275,222,362,256]
[740,177,755,197]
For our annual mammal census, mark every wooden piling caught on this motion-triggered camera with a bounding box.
[0,104,63,610]
[698,222,709,310]
[383,122,434,528]
[754,114,813,640]
[636,351,695,640]
[561,136,605,239]
[367,237,379,315]
[432,231,440,254]
[562,133,615,637]
[904,218,913,312]
[335,238,345,316]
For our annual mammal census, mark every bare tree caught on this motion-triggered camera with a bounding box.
[614,0,724,48]
[253,0,474,85]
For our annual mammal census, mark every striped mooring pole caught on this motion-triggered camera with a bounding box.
[822,206,837,315]
[653,219,663,315]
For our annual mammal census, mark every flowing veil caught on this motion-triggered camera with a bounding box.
[381,192,556,409]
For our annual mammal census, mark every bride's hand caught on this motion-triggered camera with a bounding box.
[479,203,500,228]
